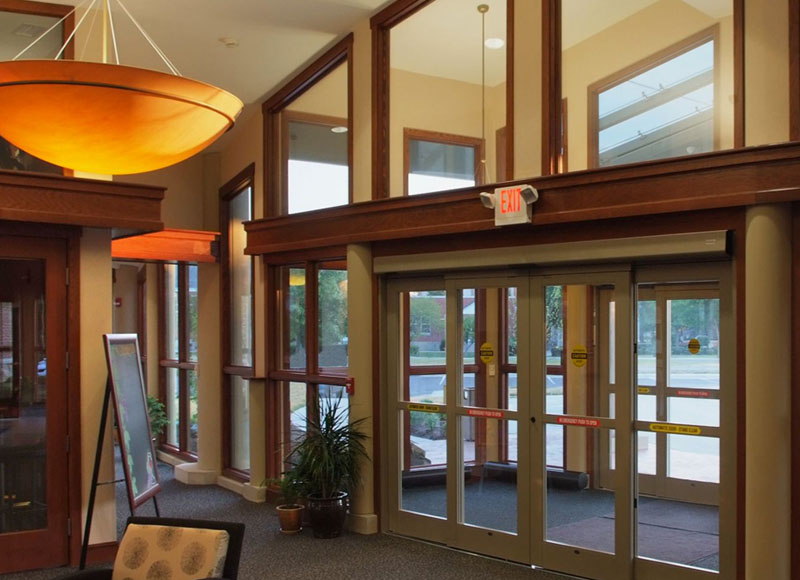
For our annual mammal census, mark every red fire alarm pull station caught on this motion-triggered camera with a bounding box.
[345,377,355,395]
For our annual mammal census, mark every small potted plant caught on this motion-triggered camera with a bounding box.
[286,393,369,538]
[273,472,304,534]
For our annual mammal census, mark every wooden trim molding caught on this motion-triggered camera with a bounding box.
[0,171,164,235]
[246,142,800,256]
[111,229,219,263]
[263,34,353,217]
[791,0,800,142]
[792,203,800,580]
[542,0,560,176]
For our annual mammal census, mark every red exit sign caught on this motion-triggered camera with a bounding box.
[495,186,531,226]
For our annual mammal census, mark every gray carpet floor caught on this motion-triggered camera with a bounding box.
[1,458,572,580]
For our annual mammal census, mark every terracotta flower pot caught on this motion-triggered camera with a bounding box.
[276,504,304,534]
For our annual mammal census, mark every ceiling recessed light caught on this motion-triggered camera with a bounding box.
[218,37,239,48]
[484,38,505,50]
[331,126,348,134]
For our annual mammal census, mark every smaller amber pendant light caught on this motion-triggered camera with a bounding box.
[0,0,243,175]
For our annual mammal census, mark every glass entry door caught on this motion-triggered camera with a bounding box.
[0,236,69,573]
[385,264,732,580]
[385,275,529,563]
[532,272,633,580]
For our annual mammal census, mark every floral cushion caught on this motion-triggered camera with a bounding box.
[112,523,229,580]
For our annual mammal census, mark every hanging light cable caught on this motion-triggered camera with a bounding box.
[0,0,242,176]
[477,4,488,185]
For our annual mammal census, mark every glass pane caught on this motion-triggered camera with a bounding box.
[317,268,348,369]
[668,434,718,483]
[507,372,517,411]
[637,431,656,475]
[186,265,198,362]
[229,187,252,367]
[637,299,656,386]
[187,369,198,454]
[164,264,179,360]
[286,382,308,459]
[409,375,445,405]
[165,367,179,447]
[546,422,564,469]
[461,288,475,365]
[637,494,719,571]
[546,425,616,554]
[506,287,517,364]
[668,396,719,427]
[409,291,446,367]
[562,0,735,171]
[668,298,719,389]
[637,394,656,421]
[463,417,517,534]
[545,286,563,366]
[286,267,306,370]
[391,0,507,194]
[401,409,447,518]
[408,140,477,196]
[230,375,250,471]
[0,259,47,533]
[285,61,349,214]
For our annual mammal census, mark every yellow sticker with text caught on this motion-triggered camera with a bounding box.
[638,387,651,394]
[408,403,442,413]
[688,338,701,355]
[570,345,588,367]
[479,342,495,364]
[649,423,702,436]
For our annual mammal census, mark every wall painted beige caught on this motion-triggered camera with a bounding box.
[145,263,159,396]
[79,228,116,545]
[389,68,506,196]
[111,264,138,334]
[744,0,789,145]
[562,0,734,171]
[287,61,347,118]
[514,0,542,179]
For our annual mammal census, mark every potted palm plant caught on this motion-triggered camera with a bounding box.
[287,393,369,538]
[273,472,304,534]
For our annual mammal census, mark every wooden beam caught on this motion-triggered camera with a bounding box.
[245,142,800,257]
[0,170,164,235]
[111,229,219,263]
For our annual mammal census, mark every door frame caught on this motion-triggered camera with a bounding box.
[0,224,82,571]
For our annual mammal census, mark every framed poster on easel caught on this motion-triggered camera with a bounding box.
[104,333,161,508]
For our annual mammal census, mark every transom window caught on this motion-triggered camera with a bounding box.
[591,30,717,167]
[405,129,483,196]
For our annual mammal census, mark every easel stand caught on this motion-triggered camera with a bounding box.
[79,378,160,570]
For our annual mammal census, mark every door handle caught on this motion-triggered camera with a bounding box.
[530,416,536,423]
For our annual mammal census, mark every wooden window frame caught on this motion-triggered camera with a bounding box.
[587,26,721,169]
[263,34,353,217]
[266,256,349,479]
[403,128,485,196]
[372,0,515,199]
[220,164,256,481]
[542,0,744,175]
[157,263,198,462]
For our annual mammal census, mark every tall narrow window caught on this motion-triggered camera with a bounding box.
[159,263,198,457]
[272,260,348,470]
[263,35,352,216]
[221,166,254,477]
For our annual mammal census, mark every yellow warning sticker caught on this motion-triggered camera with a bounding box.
[479,342,495,364]
[638,387,651,394]
[408,403,442,413]
[570,345,588,368]
[649,423,702,436]
[688,338,701,355]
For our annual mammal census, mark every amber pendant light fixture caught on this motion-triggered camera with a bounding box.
[0,0,243,175]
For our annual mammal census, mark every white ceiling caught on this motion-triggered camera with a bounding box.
[14,0,394,106]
